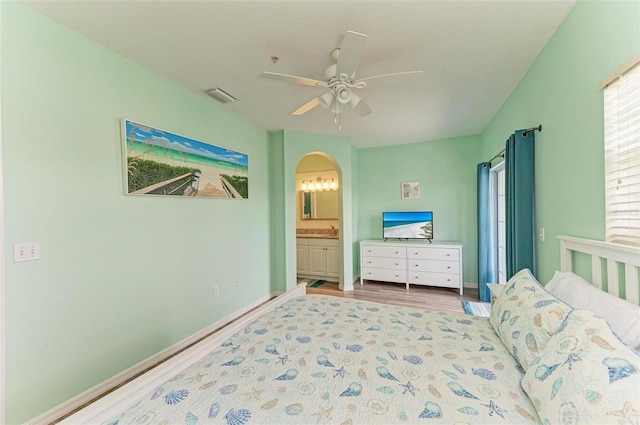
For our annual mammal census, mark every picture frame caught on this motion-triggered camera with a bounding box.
[401,181,421,199]
[122,119,248,198]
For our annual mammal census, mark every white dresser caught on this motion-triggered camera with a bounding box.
[360,240,463,294]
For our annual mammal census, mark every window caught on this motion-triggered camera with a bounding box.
[603,58,640,246]
[492,162,507,283]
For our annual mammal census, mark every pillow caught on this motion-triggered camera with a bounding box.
[490,268,573,371]
[521,308,640,425]
[546,271,640,351]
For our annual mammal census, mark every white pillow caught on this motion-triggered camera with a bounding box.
[545,271,640,351]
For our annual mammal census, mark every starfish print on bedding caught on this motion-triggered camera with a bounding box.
[312,405,334,419]
[606,401,640,424]
[482,400,507,419]
[406,325,418,332]
[228,345,242,353]
[399,381,419,396]
[185,372,207,383]
[462,333,472,340]
[334,366,348,378]
[562,352,581,370]
[243,387,264,400]
[276,355,291,365]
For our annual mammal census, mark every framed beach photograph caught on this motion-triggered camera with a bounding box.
[401,181,420,199]
[122,120,248,198]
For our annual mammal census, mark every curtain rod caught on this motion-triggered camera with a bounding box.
[487,125,542,163]
[522,124,542,137]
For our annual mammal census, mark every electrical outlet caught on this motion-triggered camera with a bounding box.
[13,242,41,262]
[213,286,220,297]
[236,277,242,287]
[539,227,545,242]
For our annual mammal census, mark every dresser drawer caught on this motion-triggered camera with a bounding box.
[361,245,406,258]
[407,247,458,261]
[361,267,406,283]
[362,256,405,270]
[408,259,460,273]
[407,271,460,288]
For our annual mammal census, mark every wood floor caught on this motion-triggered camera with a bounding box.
[306,280,480,314]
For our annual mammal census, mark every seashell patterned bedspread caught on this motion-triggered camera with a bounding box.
[105,295,540,424]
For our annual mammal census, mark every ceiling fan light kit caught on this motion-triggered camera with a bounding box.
[318,91,335,109]
[261,30,423,129]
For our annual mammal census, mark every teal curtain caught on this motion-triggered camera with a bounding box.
[505,129,536,279]
[303,192,311,217]
[477,162,494,302]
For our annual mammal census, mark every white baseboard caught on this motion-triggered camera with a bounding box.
[27,292,276,425]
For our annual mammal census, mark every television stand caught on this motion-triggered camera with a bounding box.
[360,240,463,294]
[384,238,432,243]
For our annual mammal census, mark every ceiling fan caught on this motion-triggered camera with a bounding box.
[261,31,423,129]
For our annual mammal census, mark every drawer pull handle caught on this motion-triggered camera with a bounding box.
[368,261,372,264]
[395,251,399,254]
[395,263,399,266]
[447,266,451,269]
[446,254,451,256]
[447,279,451,281]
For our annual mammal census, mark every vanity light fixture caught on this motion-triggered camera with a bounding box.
[300,177,339,192]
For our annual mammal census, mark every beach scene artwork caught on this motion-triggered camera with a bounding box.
[401,181,420,199]
[123,120,248,198]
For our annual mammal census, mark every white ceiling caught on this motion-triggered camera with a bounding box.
[22,0,575,149]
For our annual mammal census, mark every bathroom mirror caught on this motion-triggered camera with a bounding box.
[301,191,339,220]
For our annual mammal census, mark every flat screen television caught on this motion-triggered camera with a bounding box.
[382,211,433,241]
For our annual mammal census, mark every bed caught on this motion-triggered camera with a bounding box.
[54,236,640,425]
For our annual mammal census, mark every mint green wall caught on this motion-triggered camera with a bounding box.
[356,135,482,283]
[268,131,286,293]
[282,130,356,290]
[2,4,271,423]
[481,0,640,285]
[350,145,360,275]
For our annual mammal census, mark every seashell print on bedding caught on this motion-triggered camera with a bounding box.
[103,295,542,425]
[418,401,442,418]
[164,389,189,405]
[224,408,251,425]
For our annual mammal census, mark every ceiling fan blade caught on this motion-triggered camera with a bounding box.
[261,72,328,88]
[336,31,367,80]
[351,97,372,117]
[357,71,424,90]
[292,97,320,116]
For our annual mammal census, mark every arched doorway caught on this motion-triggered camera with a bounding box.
[294,153,344,290]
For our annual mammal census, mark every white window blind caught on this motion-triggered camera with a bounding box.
[604,61,640,246]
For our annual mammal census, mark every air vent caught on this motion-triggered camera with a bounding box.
[204,88,237,103]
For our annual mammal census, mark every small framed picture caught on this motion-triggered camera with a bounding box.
[401,181,421,199]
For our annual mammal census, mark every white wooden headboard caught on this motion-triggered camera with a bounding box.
[558,235,640,305]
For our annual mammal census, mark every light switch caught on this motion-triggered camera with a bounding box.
[13,242,41,262]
